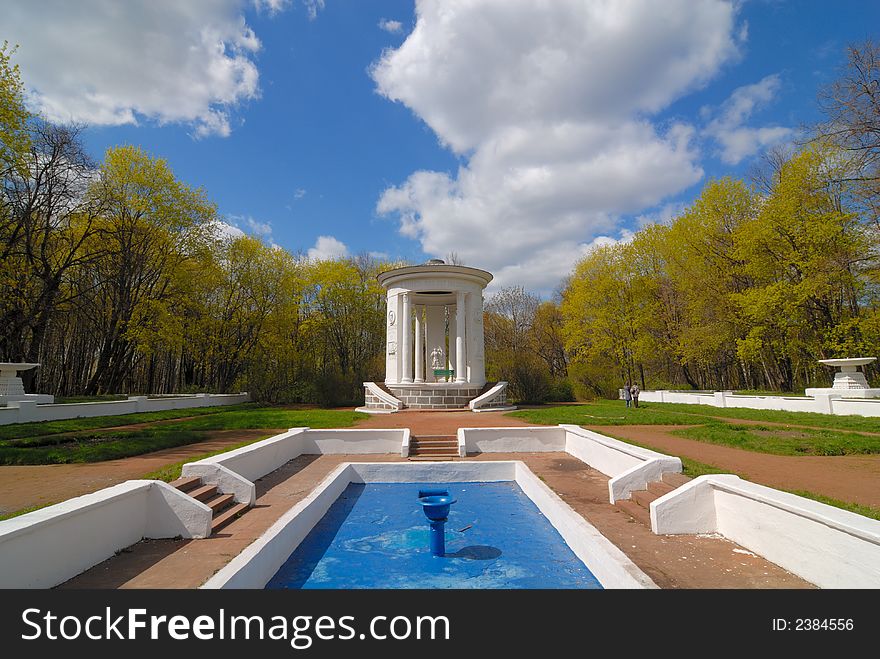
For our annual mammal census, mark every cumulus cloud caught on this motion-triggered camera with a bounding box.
[379,19,404,34]
[4,1,270,137]
[373,0,743,292]
[704,74,793,164]
[211,220,247,242]
[308,235,349,261]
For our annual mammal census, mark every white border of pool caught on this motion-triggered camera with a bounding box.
[202,460,657,590]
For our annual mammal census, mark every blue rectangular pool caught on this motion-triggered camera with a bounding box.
[266,481,603,589]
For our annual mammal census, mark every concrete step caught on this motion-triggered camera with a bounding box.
[411,443,458,450]
[407,455,458,462]
[647,480,676,497]
[410,447,459,455]
[615,499,651,526]
[205,493,235,513]
[413,435,457,441]
[662,472,692,488]
[211,502,249,533]
[631,488,660,508]
[188,483,219,503]
[169,476,201,493]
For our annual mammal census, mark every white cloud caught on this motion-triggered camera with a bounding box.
[704,74,793,164]
[294,188,307,199]
[368,250,390,260]
[373,0,741,292]
[253,0,290,15]
[4,1,268,137]
[308,235,349,261]
[302,0,325,20]
[634,201,688,228]
[211,220,247,242]
[224,214,272,239]
[379,19,404,34]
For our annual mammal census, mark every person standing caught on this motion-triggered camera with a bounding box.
[630,383,640,408]
[623,383,632,408]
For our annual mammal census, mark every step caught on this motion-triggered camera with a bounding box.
[411,447,460,455]
[647,480,676,497]
[412,435,457,441]
[169,476,201,493]
[211,502,249,533]
[188,483,219,503]
[662,472,692,488]
[407,455,458,462]
[630,488,659,508]
[411,443,458,450]
[615,499,651,526]
[205,493,235,513]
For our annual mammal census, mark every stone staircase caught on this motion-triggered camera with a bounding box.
[615,472,691,526]
[170,475,249,534]
[408,435,459,461]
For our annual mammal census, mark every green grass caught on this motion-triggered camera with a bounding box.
[0,502,55,522]
[53,394,130,403]
[509,400,880,433]
[0,407,368,465]
[672,423,880,456]
[0,403,261,441]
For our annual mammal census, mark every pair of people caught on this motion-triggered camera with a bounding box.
[623,382,640,408]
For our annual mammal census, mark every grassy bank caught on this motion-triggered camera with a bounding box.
[0,407,368,465]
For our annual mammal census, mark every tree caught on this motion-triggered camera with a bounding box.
[816,40,880,225]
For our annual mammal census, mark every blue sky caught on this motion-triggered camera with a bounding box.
[4,1,879,293]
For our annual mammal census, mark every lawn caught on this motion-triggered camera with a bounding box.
[0,406,369,465]
[510,400,880,434]
[511,402,880,455]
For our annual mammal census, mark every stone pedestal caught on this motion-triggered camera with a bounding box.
[805,357,880,399]
[0,363,54,405]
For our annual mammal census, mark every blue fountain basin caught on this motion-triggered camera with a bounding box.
[419,495,456,521]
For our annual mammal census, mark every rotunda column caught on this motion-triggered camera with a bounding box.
[455,291,467,383]
[401,293,413,384]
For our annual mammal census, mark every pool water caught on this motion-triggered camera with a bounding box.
[266,481,602,589]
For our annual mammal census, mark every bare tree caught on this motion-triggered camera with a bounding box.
[815,40,880,224]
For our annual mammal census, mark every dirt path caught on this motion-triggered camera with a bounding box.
[592,425,880,508]
[666,410,880,436]
[0,429,280,516]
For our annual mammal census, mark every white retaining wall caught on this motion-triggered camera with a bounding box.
[0,480,212,588]
[182,427,410,504]
[203,461,656,589]
[0,392,250,426]
[458,425,682,503]
[640,389,880,417]
[650,475,880,588]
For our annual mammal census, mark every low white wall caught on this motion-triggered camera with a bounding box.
[0,480,212,588]
[458,426,566,455]
[456,425,681,503]
[203,461,655,589]
[561,425,682,503]
[650,475,880,588]
[182,427,410,504]
[640,389,880,417]
[0,392,250,425]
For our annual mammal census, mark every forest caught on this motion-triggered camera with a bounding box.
[2,41,879,403]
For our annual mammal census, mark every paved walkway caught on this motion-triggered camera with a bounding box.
[61,452,810,589]
[596,425,880,508]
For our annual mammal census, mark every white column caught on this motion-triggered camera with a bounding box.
[414,305,424,383]
[426,304,445,383]
[384,292,400,384]
[401,293,413,384]
[466,290,486,386]
[455,291,466,383]
[447,305,455,382]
